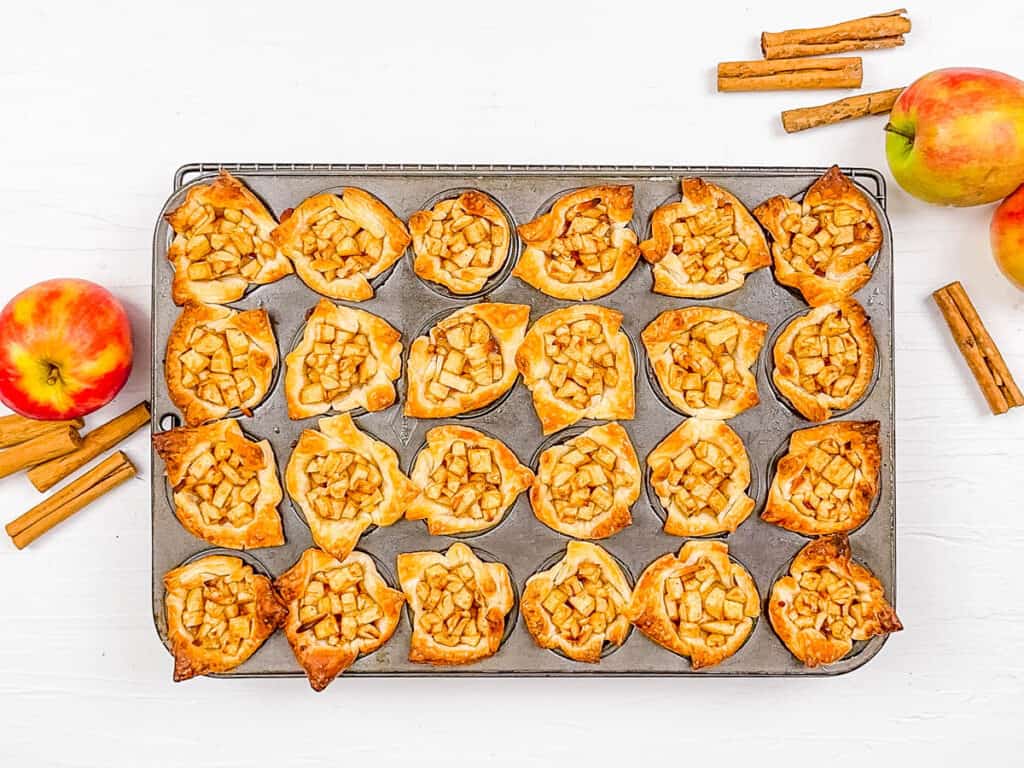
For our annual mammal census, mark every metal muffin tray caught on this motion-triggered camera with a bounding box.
[151,164,895,677]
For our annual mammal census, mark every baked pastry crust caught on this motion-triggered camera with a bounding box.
[285,299,402,420]
[513,185,641,300]
[397,542,514,665]
[627,540,759,669]
[753,166,882,306]
[521,541,632,662]
[640,178,770,297]
[165,170,292,305]
[163,554,286,681]
[410,190,511,294]
[405,303,529,418]
[647,418,754,537]
[772,299,875,422]
[285,413,418,561]
[530,422,640,540]
[271,189,410,302]
[153,419,284,549]
[165,301,278,426]
[642,307,767,419]
[407,425,534,535]
[275,547,405,691]
[769,533,902,668]
[516,304,635,434]
[764,421,881,535]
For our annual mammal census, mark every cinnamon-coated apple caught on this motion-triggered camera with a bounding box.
[991,185,1024,290]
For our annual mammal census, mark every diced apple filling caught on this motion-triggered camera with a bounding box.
[424,440,503,522]
[543,316,618,410]
[299,316,377,406]
[424,315,503,403]
[180,572,258,656]
[539,559,623,647]
[651,439,739,521]
[179,325,258,409]
[177,202,276,282]
[299,200,384,283]
[305,450,383,522]
[413,562,487,648]
[297,562,383,647]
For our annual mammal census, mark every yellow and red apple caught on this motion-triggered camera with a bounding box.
[991,185,1024,290]
[0,279,133,419]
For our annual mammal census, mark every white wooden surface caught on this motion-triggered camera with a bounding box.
[1,1,1022,765]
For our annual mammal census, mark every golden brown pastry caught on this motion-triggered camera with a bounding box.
[163,554,286,681]
[407,425,534,535]
[513,185,641,300]
[772,299,875,422]
[754,166,882,306]
[516,304,635,434]
[165,302,277,426]
[397,542,514,665]
[521,541,632,662]
[165,170,292,306]
[764,421,881,535]
[627,540,759,669]
[769,533,902,668]
[284,299,402,420]
[153,419,284,550]
[647,418,754,537]
[642,307,767,419]
[640,178,770,297]
[404,303,529,418]
[275,547,405,691]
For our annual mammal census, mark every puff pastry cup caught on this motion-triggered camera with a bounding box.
[165,301,278,426]
[275,548,405,691]
[772,299,875,422]
[513,185,641,300]
[405,303,529,418]
[409,190,512,294]
[285,413,418,561]
[516,304,635,434]
[642,307,768,420]
[397,542,515,665]
[640,178,771,298]
[153,419,284,550]
[163,554,286,682]
[521,541,633,662]
[647,418,755,537]
[285,299,402,420]
[627,540,759,669]
[270,189,410,302]
[407,425,534,535]
[764,421,881,536]
[769,533,902,668]
[530,423,640,540]
[165,170,292,306]
[753,166,882,306]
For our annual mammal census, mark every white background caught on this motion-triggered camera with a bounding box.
[2,1,1022,765]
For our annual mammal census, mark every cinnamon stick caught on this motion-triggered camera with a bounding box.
[782,88,904,133]
[717,57,862,92]
[0,414,84,449]
[0,425,81,480]
[761,9,912,60]
[28,401,150,492]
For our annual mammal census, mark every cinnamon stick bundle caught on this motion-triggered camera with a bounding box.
[717,57,862,92]
[761,9,912,60]
[0,414,83,449]
[781,88,904,133]
[0,425,81,480]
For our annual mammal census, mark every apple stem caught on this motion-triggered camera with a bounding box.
[884,122,914,141]
[46,364,61,387]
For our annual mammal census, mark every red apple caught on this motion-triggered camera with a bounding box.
[991,184,1024,290]
[0,279,133,419]
[885,68,1024,206]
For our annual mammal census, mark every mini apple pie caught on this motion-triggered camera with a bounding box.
[405,303,529,418]
[153,419,284,549]
[647,418,754,537]
[640,178,770,297]
[627,540,759,669]
[513,186,641,300]
[409,190,512,294]
[764,421,881,535]
[516,304,635,434]
[407,425,534,535]
[642,307,768,419]
[521,541,632,662]
[163,554,286,681]
[397,542,514,665]
[165,302,277,426]
[285,299,402,420]
[769,534,902,668]
[754,166,882,306]
[271,189,410,302]
[286,413,418,561]
[275,548,405,691]
[530,423,640,540]
[772,299,875,422]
